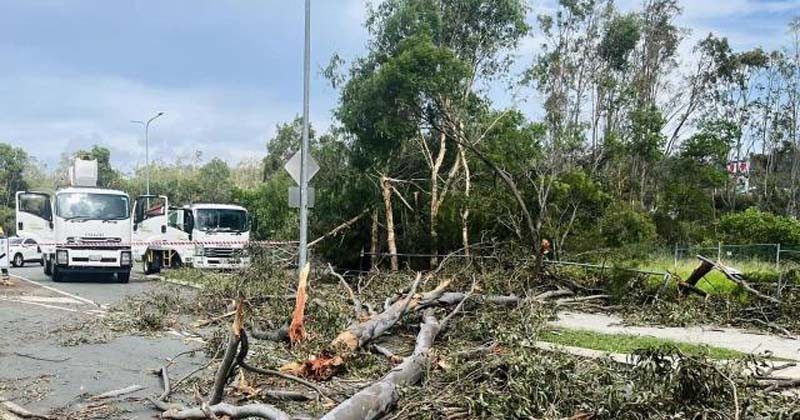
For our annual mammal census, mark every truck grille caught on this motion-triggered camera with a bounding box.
[204,248,242,258]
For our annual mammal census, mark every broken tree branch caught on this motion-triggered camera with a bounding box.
[320,310,443,420]
[88,384,145,401]
[208,300,244,405]
[331,273,422,354]
[309,209,369,248]
[0,401,54,420]
[329,263,362,320]
[289,263,311,344]
[161,402,290,420]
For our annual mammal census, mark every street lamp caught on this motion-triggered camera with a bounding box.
[130,112,164,195]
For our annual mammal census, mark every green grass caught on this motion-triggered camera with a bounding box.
[540,328,747,360]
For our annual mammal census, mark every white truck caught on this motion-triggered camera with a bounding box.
[16,159,134,282]
[132,197,250,274]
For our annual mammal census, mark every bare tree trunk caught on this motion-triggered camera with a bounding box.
[429,132,446,267]
[370,208,379,271]
[459,145,471,256]
[381,176,398,272]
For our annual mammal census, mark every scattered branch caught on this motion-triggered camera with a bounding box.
[161,402,290,420]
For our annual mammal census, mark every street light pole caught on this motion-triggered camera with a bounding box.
[298,0,311,269]
[130,112,164,195]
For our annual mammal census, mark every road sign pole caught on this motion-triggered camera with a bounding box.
[298,0,311,270]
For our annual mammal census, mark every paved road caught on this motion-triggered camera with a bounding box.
[9,265,157,307]
[0,265,206,418]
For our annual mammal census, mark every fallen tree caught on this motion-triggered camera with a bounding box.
[321,291,470,420]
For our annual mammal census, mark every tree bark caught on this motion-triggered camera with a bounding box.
[320,312,442,420]
[381,176,398,271]
[331,274,422,354]
[459,145,471,256]
[208,301,244,405]
[162,403,290,420]
[369,208,379,271]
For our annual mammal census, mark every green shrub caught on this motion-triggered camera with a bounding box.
[718,208,800,246]
[599,204,658,248]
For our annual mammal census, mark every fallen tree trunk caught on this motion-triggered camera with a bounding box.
[331,273,422,353]
[161,402,290,420]
[696,255,781,304]
[320,311,442,420]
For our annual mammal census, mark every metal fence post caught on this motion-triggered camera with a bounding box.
[776,243,781,270]
[673,243,678,268]
[717,241,722,263]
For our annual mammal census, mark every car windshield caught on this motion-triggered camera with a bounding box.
[195,209,247,232]
[56,193,130,221]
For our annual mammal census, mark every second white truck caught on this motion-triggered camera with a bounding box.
[133,198,250,273]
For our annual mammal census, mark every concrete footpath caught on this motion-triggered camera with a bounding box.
[551,311,800,362]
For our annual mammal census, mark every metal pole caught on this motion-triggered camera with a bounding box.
[298,0,311,269]
[145,121,150,195]
[776,243,781,270]
[717,241,722,263]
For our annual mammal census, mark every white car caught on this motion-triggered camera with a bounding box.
[9,237,43,267]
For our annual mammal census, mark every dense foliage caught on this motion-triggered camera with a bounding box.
[3,1,800,269]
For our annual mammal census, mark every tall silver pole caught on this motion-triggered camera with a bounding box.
[145,121,150,195]
[298,0,311,269]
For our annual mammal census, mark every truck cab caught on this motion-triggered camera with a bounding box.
[16,187,133,282]
[16,158,134,283]
[134,201,250,273]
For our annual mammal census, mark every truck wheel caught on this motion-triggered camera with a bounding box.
[143,253,162,275]
[52,266,64,282]
[117,272,130,283]
[44,257,53,276]
[13,253,23,267]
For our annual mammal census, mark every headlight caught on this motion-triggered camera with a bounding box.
[120,251,131,266]
[56,250,69,265]
[194,244,205,256]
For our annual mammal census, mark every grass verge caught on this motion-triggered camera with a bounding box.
[540,328,747,360]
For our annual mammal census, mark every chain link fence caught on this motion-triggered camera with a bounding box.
[673,242,800,271]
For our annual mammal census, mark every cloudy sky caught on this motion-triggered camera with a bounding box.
[1,0,798,173]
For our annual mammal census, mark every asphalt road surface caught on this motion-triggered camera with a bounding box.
[0,265,206,419]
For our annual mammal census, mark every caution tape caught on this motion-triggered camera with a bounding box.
[31,240,297,248]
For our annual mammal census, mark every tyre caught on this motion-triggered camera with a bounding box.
[52,265,64,282]
[117,272,130,283]
[44,257,53,276]
[143,252,162,275]
[13,253,23,267]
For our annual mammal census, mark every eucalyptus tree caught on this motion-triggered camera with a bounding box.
[338,0,530,266]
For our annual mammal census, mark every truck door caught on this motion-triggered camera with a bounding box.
[15,192,54,250]
[132,195,168,258]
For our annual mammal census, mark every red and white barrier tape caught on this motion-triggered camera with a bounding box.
[31,240,296,247]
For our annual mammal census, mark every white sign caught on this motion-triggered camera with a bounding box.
[284,150,320,186]
[289,187,315,208]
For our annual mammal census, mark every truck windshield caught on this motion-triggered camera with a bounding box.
[56,193,130,221]
[195,209,247,232]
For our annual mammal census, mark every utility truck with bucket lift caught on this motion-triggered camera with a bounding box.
[16,158,134,282]
[132,197,251,274]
